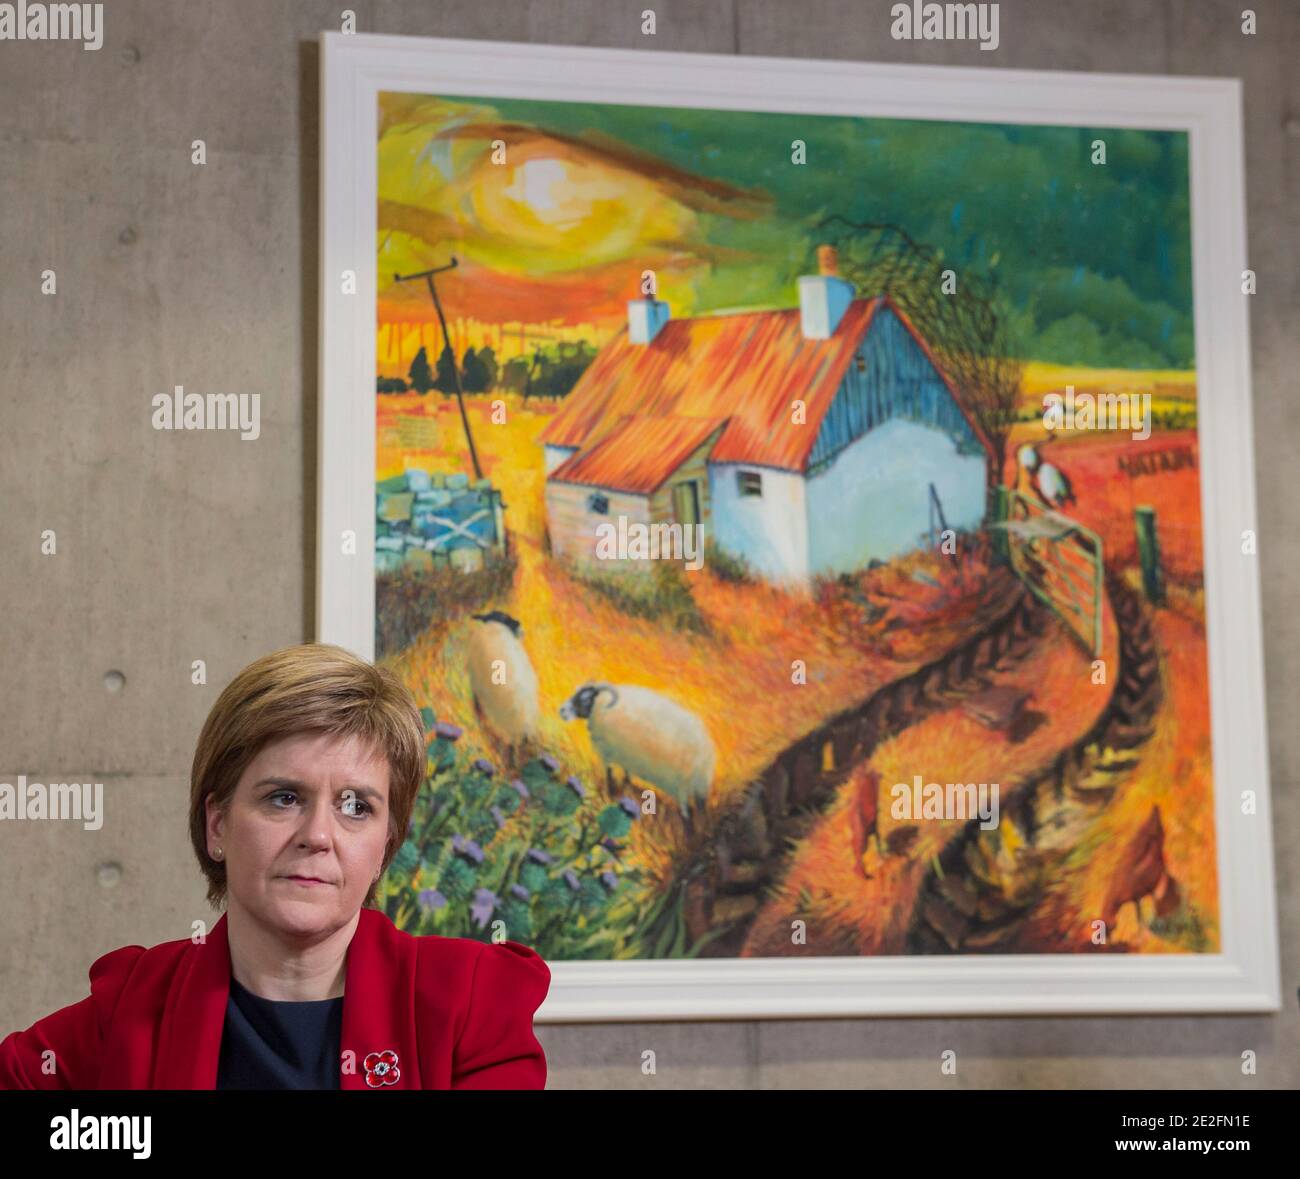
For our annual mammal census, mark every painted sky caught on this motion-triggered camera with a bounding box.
[377,91,1193,369]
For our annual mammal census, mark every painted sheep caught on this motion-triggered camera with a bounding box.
[467,611,540,762]
[559,682,715,834]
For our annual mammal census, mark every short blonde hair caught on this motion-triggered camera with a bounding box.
[189,643,425,909]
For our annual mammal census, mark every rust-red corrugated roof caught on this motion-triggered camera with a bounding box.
[539,298,882,472]
[539,294,992,472]
[549,414,727,494]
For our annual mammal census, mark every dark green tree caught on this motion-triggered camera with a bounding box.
[500,357,530,394]
[532,340,598,398]
[477,346,499,391]
[408,346,435,395]
[433,344,459,395]
[461,346,489,393]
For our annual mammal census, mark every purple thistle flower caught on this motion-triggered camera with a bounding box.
[470,887,499,929]
[510,778,530,800]
[435,722,463,741]
[600,871,618,891]
[451,833,485,864]
[599,837,622,857]
[562,869,580,891]
[509,883,530,902]
[564,775,585,799]
[472,757,495,776]
[525,848,553,864]
[418,889,446,912]
[617,797,640,819]
[540,754,560,772]
[490,805,506,829]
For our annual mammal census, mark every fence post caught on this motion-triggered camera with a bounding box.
[991,485,1010,562]
[1135,505,1164,605]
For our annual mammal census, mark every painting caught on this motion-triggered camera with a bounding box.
[319,35,1279,1016]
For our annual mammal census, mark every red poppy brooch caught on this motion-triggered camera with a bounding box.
[363,1049,401,1088]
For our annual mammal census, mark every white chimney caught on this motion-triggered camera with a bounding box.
[798,244,855,339]
[628,296,670,344]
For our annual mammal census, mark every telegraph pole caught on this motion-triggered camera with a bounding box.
[393,258,483,480]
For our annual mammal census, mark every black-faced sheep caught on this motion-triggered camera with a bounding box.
[559,682,715,835]
[467,611,540,763]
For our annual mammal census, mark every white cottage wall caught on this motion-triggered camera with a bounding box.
[805,417,986,575]
[707,463,811,584]
[544,444,578,475]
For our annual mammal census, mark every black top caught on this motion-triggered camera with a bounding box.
[215,977,344,1090]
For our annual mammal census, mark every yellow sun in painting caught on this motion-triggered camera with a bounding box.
[506,158,578,225]
[469,152,683,270]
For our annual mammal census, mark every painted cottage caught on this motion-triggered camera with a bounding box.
[539,246,992,586]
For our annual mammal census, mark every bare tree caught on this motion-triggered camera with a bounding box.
[813,217,1023,493]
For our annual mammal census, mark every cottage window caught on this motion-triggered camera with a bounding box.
[738,471,763,498]
[587,492,610,515]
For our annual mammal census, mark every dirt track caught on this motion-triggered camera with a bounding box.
[670,582,1059,957]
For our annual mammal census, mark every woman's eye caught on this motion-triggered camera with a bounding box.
[269,790,298,808]
[341,795,372,817]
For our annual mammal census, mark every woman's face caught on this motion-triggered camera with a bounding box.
[206,731,392,940]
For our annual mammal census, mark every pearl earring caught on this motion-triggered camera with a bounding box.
[214,848,223,860]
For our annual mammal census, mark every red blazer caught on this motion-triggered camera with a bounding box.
[0,908,550,1090]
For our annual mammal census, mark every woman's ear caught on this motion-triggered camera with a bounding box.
[205,793,226,855]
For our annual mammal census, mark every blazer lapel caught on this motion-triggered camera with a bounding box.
[147,908,417,1089]
[153,914,231,1089]
[340,908,420,1090]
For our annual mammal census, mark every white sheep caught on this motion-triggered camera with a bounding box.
[559,682,715,835]
[467,611,540,762]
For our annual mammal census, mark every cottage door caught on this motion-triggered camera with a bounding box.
[672,480,701,528]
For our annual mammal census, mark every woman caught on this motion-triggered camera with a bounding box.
[0,644,551,1090]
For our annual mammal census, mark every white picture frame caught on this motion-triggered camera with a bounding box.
[317,31,1279,1019]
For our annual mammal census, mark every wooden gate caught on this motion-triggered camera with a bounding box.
[991,488,1104,656]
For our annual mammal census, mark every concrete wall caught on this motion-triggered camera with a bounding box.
[1,0,1296,1089]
